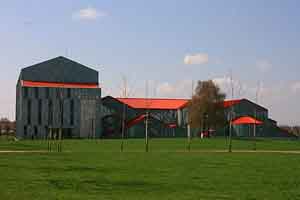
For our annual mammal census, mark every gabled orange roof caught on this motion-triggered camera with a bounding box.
[116,98,189,110]
[232,116,263,125]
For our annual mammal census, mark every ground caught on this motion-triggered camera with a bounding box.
[0,138,300,200]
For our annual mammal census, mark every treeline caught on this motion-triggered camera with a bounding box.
[279,126,300,137]
[0,118,16,135]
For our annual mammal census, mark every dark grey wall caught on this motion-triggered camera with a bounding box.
[16,86,101,139]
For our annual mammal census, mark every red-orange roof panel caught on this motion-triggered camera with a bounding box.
[21,80,99,89]
[117,98,189,110]
[232,116,263,125]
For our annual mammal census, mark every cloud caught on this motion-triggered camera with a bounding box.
[257,60,272,73]
[156,80,194,98]
[291,81,300,93]
[184,53,209,65]
[72,7,108,20]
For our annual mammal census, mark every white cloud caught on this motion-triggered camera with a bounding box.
[257,60,272,73]
[184,53,209,65]
[72,7,108,20]
[156,80,194,98]
[291,81,300,93]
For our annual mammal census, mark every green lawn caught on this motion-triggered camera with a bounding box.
[0,138,300,199]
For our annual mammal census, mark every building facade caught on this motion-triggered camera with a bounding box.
[16,56,102,139]
[218,99,292,137]
[101,96,189,138]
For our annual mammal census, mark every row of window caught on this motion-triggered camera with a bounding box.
[26,99,74,126]
[23,87,72,99]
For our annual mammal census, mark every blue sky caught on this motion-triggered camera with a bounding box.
[1,0,300,124]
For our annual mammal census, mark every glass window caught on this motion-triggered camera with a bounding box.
[34,87,39,98]
[38,100,42,125]
[27,100,31,125]
[23,87,28,98]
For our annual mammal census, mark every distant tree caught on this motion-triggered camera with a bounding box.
[279,125,300,138]
[188,80,227,132]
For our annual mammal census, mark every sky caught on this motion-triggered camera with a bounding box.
[1,0,300,125]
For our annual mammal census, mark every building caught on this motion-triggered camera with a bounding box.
[15,56,292,139]
[101,96,189,138]
[16,56,102,139]
[218,98,292,137]
[102,97,292,138]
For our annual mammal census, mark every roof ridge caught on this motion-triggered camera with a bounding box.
[116,97,190,100]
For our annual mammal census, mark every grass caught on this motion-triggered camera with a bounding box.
[0,138,300,199]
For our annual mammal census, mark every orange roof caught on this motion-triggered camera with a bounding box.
[223,99,242,108]
[21,80,99,89]
[232,116,263,125]
[117,98,189,110]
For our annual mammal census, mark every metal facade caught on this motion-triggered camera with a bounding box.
[16,57,101,139]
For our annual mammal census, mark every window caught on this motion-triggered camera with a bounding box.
[67,88,71,98]
[60,100,64,125]
[56,88,59,98]
[24,126,27,136]
[34,87,39,98]
[46,88,50,98]
[38,100,42,125]
[27,100,31,125]
[34,126,38,137]
[48,100,53,125]
[23,87,28,98]
[70,100,74,125]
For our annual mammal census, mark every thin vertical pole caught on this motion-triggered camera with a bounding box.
[187,80,194,152]
[121,76,127,152]
[145,80,149,152]
[253,82,260,151]
[121,104,125,152]
[187,124,191,151]
[228,71,234,153]
[145,111,149,152]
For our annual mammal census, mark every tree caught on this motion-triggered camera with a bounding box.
[188,80,226,133]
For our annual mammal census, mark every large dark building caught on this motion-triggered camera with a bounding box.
[16,56,102,139]
[15,56,293,139]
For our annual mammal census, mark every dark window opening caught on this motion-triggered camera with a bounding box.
[27,100,31,125]
[70,100,74,125]
[48,100,53,125]
[34,126,38,137]
[56,88,61,99]
[38,100,42,125]
[24,126,27,136]
[60,100,64,125]
[46,88,50,99]
[34,87,39,99]
[67,88,71,98]
[23,87,28,98]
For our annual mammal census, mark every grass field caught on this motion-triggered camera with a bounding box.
[0,138,300,199]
